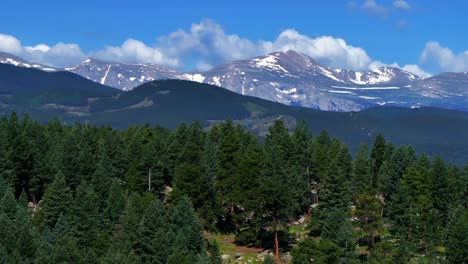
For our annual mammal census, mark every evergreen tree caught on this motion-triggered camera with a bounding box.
[353,144,373,197]
[398,155,436,255]
[259,120,301,261]
[291,121,314,210]
[105,179,126,226]
[321,208,356,260]
[311,130,331,193]
[208,240,223,264]
[72,181,102,252]
[446,209,468,263]
[292,238,344,264]
[354,194,384,248]
[371,133,387,189]
[36,171,73,231]
[13,199,39,263]
[320,144,352,214]
[215,120,242,231]
[133,199,167,263]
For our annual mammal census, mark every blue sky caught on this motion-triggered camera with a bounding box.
[1,0,467,75]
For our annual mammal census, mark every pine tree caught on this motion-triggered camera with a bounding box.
[91,150,113,206]
[352,144,372,198]
[354,194,384,248]
[311,130,331,186]
[215,120,242,231]
[166,196,205,260]
[259,120,301,261]
[208,240,223,264]
[371,133,387,189]
[321,208,356,260]
[72,181,101,252]
[13,199,39,263]
[0,187,17,256]
[134,199,167,263]
[36,171,73,231]
[0,128,13,196]
[291,121,314,210]
[292,238,344,264]
[446,209,468,264]
[105,179,126,226]
[320,144,352,215]
[398,155,436,255]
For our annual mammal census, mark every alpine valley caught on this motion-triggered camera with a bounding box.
[0,62,467,166]
[1,50,467,112]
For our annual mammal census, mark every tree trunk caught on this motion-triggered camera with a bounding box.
[230,202,239,233]
[274,225,279,261]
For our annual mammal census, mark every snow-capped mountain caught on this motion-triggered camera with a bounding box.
[198,50,423,111]
[65,58,187,91]
[0,52,58,72]
[1,50,467,111]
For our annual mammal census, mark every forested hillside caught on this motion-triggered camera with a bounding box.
[0,113,467,263]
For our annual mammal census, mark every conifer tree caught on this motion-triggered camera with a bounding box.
[105,179,126,226]
[259,120,300,261]
[446,209,468,263]
[398,155,436,255]
[134,199,167,263]
[352,144,373,197]
[371,133,387,187]
[215,120,242,231]
[72,181,101,252]
[36,171,73,231]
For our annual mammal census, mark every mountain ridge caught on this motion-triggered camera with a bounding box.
[0,64,467,165]
[1,50,467,112]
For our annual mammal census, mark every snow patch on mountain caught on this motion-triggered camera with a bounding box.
[251,55,288,73]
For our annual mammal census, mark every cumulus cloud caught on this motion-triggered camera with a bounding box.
[265,30,372,70]
[0,34,23,54]
[0,34,85,67]
[393,0,411,10]
[92,39,178,67]
[88,20,373,71]
[420,41,468,72]
[369,60,432,78]
[401,64,432,78]
[0,20,443,78]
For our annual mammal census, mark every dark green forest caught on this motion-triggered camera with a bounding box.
[0,112,467,263]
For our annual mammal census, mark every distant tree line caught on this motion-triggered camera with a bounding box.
[0,112,466,263]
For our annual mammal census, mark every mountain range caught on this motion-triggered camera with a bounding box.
[1,50,467,112]
[0,63,467,166]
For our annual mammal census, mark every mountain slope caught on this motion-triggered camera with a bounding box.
[198,51,416,111]
[0,63,118,117]
[59,80,468,165]
[0,52,59,72]
[65,58,187,91]
[0,65,464,164]
[1,51,468,112]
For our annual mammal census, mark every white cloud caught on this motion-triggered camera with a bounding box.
[92,39,178,67]
[401,65,432,78]
[362,0,388,16]
[266,30,372,70]
[0,34,23,54]
[0,34,85,67]
[369,60,432,78]
[156,20,260,68]
[92,20,373,71]
[1,21,456,78]
[420,41,468,72]
[196,62,213,72]
[393,0,411,10]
